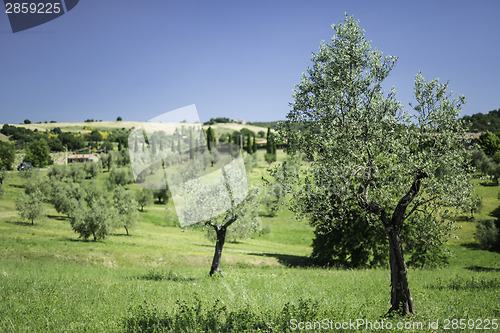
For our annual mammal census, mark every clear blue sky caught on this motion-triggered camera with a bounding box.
[1,0,499,124]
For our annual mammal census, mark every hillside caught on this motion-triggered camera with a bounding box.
[1,121,269,136]
[461,108,500,132]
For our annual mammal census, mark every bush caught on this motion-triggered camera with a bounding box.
[124,298,324,332]
[0,142,15,170]
[69,185,113,241]
[24,139,53,167]
[475,219,500,251]
[107,168,134,189]
[16,188,45,225]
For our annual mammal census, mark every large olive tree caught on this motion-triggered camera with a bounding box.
[279,15,474,315]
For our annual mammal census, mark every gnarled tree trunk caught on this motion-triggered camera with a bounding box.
[386,226,414,315]
[209,226,226,276]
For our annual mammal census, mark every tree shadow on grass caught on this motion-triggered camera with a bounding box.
[136,268,196,282]
[460,242,483,250]
[47,214,69,221]
[454,215,475,222]
[465,265,500,272]
[248,252,314,268]
[479,181,499,187]
[5,220,33,226]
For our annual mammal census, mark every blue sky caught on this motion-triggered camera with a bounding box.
[1,0,499,124]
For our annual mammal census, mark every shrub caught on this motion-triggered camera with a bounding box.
[475,219,500,251]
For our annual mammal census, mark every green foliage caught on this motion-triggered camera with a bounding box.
[278,15,474,314]
[24,139,53,167]
[68,164,86,183]
[59,132,85,150]
[0,141,15,170]
[265,127,277,163]
[222,187,261,242]
[86,129,103,142]
[84,161,102,179]
[461,108,500,132]
[153,188,170,204]
[16,188,45,224]
[69,184,113,241]
[113,186,137,235]
[475,219,500,251]
[264,152,277,164]
[24,119,31,124]
[136,188,153,212]
[471,148,500,183]
[49,180,81,217]
[107,167,134,189]
[478,130,500,156]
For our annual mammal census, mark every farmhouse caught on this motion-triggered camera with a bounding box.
[67,154,99,163]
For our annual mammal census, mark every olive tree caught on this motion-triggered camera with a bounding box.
[16,188,45,225]
[279,15,474,315]
[136,188,153,212]
[181,162,261,277]
[113,186,137,235]
[69,183,113,241]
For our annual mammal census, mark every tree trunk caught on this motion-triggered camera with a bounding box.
[92,232,97,242]
[125,226,129,236]
[386,226,415,316]
[210,227,227,276]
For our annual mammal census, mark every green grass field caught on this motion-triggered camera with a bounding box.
[0,153,499,332]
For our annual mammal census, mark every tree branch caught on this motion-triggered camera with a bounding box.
[404,196,438,221]
[392,171,427,227]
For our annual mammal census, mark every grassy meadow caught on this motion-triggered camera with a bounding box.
[0,149,499,332]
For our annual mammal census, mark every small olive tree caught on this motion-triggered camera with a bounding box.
[113,186,137,235]
[16,188,45,225]
[136,188,153,212]
[69,183,113,241]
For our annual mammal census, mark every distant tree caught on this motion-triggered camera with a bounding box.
[51,127,62,134]
[68,164,86,183]
[113,186,137,235]
[153,188,170,204]
[0,141,15,170]
[258,130,265,138]
[206,126,216,152]
[107,168,134,189]
[265,127,276,163]
[24,119,31,124]
[59,132,85,150]
[69,184,112,241]
[16,188,45,225]
[478,131,500,156]
[252,134,257,153]
[49,180,80,217]
[136,188,153,212]
[0,169,6,185]
[117,116,123,121]
[47,137,64,152]
[24,139,53,167]
[461,108,500,132]
[84,161,102,179]
[102,153,113,171]
[87,130,103,142]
